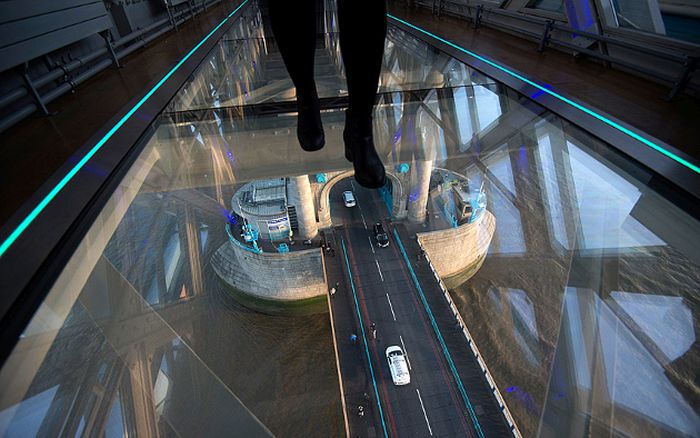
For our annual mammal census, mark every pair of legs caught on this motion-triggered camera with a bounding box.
[268,0,387,188]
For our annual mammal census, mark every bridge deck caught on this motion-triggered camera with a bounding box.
[325,179,512,438]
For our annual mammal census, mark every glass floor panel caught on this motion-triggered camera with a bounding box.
[0,1,698,437]
[167,6,495,112]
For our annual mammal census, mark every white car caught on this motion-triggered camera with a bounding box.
[342,190,356,208]
[386,346,410,386]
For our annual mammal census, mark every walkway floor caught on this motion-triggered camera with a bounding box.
[2,0,696,231]
[387,2,700,159]
[0,0,244,226]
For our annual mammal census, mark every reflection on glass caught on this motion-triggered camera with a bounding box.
[527,0,565,13]
[0,1,698,437]
[603,0,700,44]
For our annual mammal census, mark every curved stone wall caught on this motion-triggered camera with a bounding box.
[417,210,496,280]
[317,169,406,228]
[212,240,327,303]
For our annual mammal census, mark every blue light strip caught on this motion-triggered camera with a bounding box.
[387,14,700,176]
[0,1,249,259]
[340,237,389,438]
[392,228,486,438]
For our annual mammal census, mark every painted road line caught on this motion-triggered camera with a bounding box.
[416,389,433,436]
[361,214,368,229]
[386,293,397,321]
[340,238,389,438]
[368,236,376,254]
[399,335,412,370]
[375,260,384,282]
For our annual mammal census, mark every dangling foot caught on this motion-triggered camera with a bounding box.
[297,90,325,152]
[344,112,386,189]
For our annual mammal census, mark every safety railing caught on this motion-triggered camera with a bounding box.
[0,0,224,133]
[226,223,262,254]
[411,0,698,99]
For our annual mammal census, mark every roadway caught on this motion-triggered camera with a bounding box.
[326,177,486,438]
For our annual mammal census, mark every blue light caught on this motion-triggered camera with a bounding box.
[530,83,552,99]
[0,1,250,258]
[387,14,700,176]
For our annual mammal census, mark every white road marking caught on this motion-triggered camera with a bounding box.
[375,259,384,282]
[367,236,375,254]
[361,214,367,229]
[350,180,356,191]
[399,335,412,370]
[386,293,396,321]
[416,389,433,436]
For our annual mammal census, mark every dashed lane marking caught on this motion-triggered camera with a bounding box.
[416,388,433,436]
[386,293,397,321]
[375,259,384,282]
[399,335,412,370]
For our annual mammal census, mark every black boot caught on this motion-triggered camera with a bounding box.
[344,112,386,188]
[297,89,325,152]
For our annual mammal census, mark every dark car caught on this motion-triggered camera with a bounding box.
[373,223,389,248]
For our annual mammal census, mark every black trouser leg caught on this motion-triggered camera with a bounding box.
[338,0,387,131]
[268,0,325,151]
[268,0,317,100]
[338,0,387,188]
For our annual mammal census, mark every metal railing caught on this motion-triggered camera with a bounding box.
[410,0,698,99]
[0,0,223,133]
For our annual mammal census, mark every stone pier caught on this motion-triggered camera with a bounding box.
[287,175,318,239]
[417,210,496,281]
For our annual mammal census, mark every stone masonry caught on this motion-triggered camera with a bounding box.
[417,210,496,279]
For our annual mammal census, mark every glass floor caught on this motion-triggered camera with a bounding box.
[0,1,698,437]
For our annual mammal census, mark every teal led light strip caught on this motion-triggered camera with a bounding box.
[387,14,700,176]
[340,238,389,438]
[393,228,486,438]
[0,1,249,259]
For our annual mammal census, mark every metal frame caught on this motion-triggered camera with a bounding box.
[0,0,252,366]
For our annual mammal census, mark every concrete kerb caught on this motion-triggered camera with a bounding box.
[415,237,523,438]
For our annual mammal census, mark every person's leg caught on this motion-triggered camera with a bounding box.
[338,0,387,188]
[268,0,324,151]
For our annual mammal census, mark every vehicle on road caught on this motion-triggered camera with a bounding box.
[342,190,356,207]
[386,346,410,385]
[373,222,389,247]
